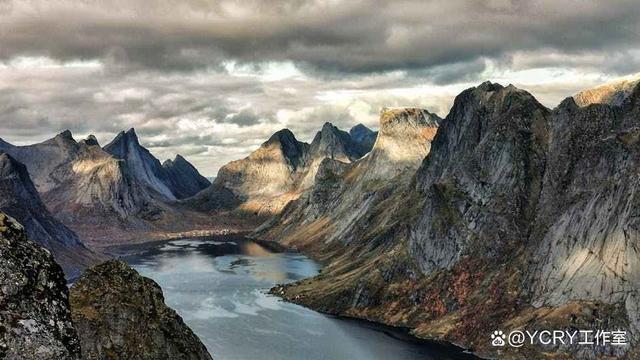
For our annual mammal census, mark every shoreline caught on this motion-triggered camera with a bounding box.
[108,233,484,359]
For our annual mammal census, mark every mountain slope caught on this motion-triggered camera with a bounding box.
[260,81,640,359]
[0,152,100,277]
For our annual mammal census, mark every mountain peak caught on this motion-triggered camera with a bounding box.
[81,135,100,147]
[573,75,640,107]
[266,129,297,145]
[57,129,74,140]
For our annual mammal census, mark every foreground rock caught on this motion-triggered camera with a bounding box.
[70,260,213,360]
[0,212,80,359]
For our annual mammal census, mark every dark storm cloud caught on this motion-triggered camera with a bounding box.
[1,0,639,77]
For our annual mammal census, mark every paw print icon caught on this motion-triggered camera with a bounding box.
[491,330,506,346]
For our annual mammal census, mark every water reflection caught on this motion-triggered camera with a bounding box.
[121,237,477,360]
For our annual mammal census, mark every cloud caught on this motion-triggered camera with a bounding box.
[0,0,638,76]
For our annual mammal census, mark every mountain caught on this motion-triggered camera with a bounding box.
[258,81,640,359]
[70,260,213,360]
[349,123,377,153]
[299,122,373,188]
[0,130,217,247]
[187,123,376,216]
[104,129,177,200]
[0,152,100,277]
[573,75,640,107]
[0,212,81,359]
[162,155,211,199]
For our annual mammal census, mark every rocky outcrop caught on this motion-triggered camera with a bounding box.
[0,212,81,359]
[0,152,100,277]
[261,81,640,359]
[162,155,211,199]
[70,260,213,360]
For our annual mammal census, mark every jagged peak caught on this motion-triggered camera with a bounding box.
[264,128,299,146]
[81,134,100,147]
[57,129,74,140]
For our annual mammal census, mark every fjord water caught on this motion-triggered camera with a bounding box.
[121,237,476,360]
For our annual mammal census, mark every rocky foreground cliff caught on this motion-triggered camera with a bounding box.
[260,80,640,359]
[70,260,213,360]
[0,212,213,359]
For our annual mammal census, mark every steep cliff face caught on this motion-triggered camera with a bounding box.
[104,129,177,200]
[529,84,640,341]
[70,260,213,360]
[263,81,640,359]
[0,212,81,359]
[163,155,211,199]
[410,82,550,273]
[0,153,100,277]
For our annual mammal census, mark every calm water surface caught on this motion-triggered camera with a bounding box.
[118,236,477,360]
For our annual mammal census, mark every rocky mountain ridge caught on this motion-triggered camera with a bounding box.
[0,129,214,247]
[188,123,377,216]
[259,80,640,359]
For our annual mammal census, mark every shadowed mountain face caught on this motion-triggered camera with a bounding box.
[0,153,100,277]
[258,80,640,359]
[187,123,377,216]
[162,155,211,199]
[349,124,377,154]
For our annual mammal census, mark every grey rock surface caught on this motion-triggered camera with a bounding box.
[0,212,81,360]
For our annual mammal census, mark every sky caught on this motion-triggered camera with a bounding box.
[0,0,639,176]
